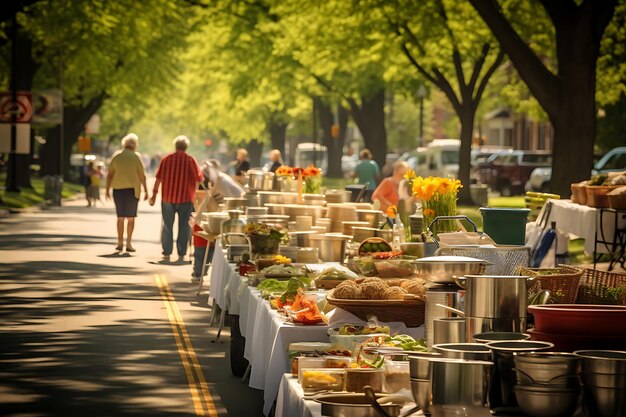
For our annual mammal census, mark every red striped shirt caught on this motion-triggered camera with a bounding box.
[156,151,203,204]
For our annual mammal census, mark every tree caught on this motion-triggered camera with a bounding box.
[469,0,618,196]
[362,0,504,204]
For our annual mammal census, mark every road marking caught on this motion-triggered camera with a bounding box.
[155,274,218,417]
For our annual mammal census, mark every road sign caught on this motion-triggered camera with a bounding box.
[0,92,33,123]
[0,123,31,154]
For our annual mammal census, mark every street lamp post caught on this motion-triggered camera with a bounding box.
[416,84,427,147]
[7,11,19,193]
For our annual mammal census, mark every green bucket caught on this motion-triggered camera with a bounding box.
[479,207,531,245]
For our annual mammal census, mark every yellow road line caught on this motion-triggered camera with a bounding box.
[155,274,218,417]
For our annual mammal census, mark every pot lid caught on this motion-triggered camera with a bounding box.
[416,255,487,263]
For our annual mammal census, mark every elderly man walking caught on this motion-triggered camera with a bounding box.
[149,136,203,262]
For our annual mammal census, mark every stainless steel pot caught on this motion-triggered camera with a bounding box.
[410,378,431,414]
[414,256,489,284]
[486,341,554,409]
[356,210,383,228]
[429,358,493,417]
[574,350,626,374]
[459,275,533,319]
[309,233,351,263]
[473,332,530,344]
[221,210,246,235]
[224,197,247,210]
[433,318,466,345]
[424,286,464,349]
[314,393,402,417]
[258,191,298,205]
[203,212,229,234]
[245,170,274,191]
[514,385,581,417]
[582,385,626,417]
[466,317,527,343]
[433,343,492,361]
[408,351,441,380]
[290,231,318,247]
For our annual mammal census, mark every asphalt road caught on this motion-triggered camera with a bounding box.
[0,195,263,417]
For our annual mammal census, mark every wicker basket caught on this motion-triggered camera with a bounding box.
[327,292,425,327]
[608,188,626,209]
[575,268,626,305]
[571,183,587,205]
[586,186,620,208]
[522,265,583,304]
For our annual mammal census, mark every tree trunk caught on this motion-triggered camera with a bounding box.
[247,139,263,167]
[267,117,287,158]
[469,0,616,197]
[349,89,387,169]
[40,126,61,176]
[457,110,475,206]
[316,98,346,178]
[548,14,599,196]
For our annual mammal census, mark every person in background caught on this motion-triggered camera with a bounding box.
[150,136,203,263]
[87,162,103,207]
[85,161,96,207]
[372,161,409,212]
[190,160,245,280]
[232,148,250,184]
[353,149,380,201]
[105,133,148,252]
[266,149,283,173]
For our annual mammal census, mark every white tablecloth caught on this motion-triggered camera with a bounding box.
[238,285,331,416]
[208,240,242,314]
[275,374,424,417]
[545,199,625,254]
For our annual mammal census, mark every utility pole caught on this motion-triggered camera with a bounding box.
[416,84,427,148]
[6,11,19,192]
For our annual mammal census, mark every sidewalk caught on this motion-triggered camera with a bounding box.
[0,197,263,417]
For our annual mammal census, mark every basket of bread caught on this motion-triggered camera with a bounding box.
[326,277,426,327]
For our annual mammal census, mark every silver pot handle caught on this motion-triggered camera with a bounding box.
[454,276,466,289]
[223,232,252,253]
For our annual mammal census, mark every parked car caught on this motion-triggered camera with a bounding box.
[525,146,626,192]
[400,139,460,178]
[476,150,552,196]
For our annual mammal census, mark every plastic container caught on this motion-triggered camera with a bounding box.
[300,368,346,392]
[384,361,410,393]
[479,207,530,245]
[298,357,328,382]
[325,356,355,369]
[345,368,384,393]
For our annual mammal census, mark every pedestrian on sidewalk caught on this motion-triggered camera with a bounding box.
[105,134,149,252]
[149,136,203,263]
[372,161,409,212]
[353,149,380,202]
[230,148,250,185]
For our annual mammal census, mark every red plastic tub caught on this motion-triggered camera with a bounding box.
[528,304,626,335]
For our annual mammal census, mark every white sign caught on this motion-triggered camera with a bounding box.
[0,124,31,154]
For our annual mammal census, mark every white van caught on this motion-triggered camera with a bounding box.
[294,142,328,173]
[402,139,460,178]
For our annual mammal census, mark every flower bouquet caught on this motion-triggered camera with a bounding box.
[404,170,462,235]
[246,222,289,257]
[302,165,322,194]
[274,165,295,191]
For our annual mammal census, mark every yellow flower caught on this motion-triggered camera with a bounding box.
[386,205,398,219]
[423,208,435,217]
[404,169,416,181]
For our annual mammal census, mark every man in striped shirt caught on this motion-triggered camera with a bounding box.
[149,136,203,262]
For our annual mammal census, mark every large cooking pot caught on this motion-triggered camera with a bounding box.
[414,256,490,284]
[314,392,403,417]
[309,233,351,263]
[245,169,274,191]
[203,212,229,234]
[429,358,493,417]
[458,275,533,319]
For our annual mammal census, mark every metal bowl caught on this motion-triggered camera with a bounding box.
[473,332,530,344]
[408,351,442,380]
[314,392,402,417]
[432,343,492,361]
[574,350,626,375]
[513,352,580,387]
[203,212,230,234]
[414,256,488,284]
[514,385,580,417]
[309,234,351,263]
[356,210,383,227]
[410,378,431,413]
